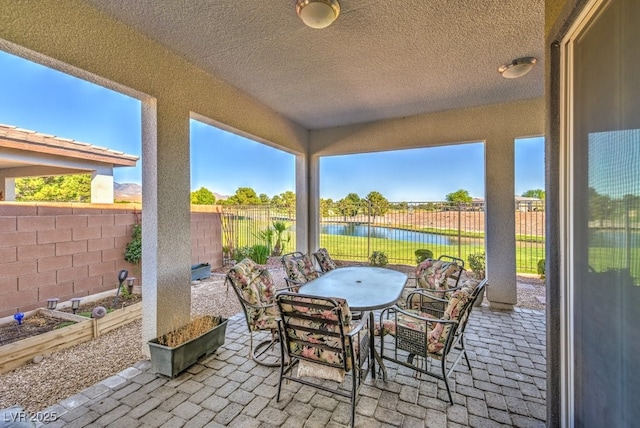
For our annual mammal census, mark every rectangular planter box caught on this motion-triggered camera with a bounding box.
[0,303,143,374]
[0,310,92,374]
[191,263,211,281]
[148,316,228,378]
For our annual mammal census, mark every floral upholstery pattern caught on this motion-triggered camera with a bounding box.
[313,248,338,272]
[280,295,353,368]
[227,258,279,331]
[277,294,363,382]
[276,293,370,427]
[415,259,460,291]
[282,253,321,283]
[377,286,473,357]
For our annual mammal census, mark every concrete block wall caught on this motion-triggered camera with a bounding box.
[0,202,222,319]
[191,205,223,266]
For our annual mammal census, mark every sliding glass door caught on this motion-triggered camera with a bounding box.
[562,0,640,425]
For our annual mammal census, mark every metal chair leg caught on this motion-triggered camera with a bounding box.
[249,331,280,367]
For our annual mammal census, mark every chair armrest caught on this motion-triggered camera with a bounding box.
[405,289,450,305]
[283,277,304,288]
[391,305,459,326]
[241,299,277,311]
[346,311,370,337]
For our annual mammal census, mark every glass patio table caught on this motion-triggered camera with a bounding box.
[299,266,408,379]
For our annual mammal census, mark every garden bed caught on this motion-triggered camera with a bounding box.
[0,298,143,374]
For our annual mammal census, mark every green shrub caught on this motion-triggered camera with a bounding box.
[468,252,486,278]
[414,249,434,264]
[233,246,253,262]
[124,223,142,265]
[369,251,388,267]
[537,259,546,279]
[251,245,270,264]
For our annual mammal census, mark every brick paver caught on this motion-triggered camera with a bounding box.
[36,308,546,427]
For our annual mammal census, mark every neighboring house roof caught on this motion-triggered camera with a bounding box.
[0,124,138,167]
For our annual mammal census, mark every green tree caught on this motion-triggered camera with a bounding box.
[522,189,545,199]
[337,193,361,217]
[225,187,261,205]
[273,191,296,218]
[589,187,612,223]
[320,198,334,217]
[190,187,216,205]
[365,191,390,217]
[15,174,91,202]
[259,193,270,204]
[445,189,472,203]
[271,220,291,256]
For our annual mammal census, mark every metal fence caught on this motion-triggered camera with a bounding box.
[222,200,546,273]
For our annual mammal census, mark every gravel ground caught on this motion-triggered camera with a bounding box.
[0,260,545,414]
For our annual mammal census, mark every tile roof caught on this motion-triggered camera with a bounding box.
[0,124,138,167]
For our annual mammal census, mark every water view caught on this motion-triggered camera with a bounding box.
[320,223,481,245]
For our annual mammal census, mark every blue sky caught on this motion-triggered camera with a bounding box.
[0,50,544,202]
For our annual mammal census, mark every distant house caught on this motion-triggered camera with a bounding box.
[515,196,544,212]
[0,124,138,203]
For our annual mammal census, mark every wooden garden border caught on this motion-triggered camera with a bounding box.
[0,302,142,374]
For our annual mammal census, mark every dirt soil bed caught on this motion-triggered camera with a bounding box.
[0,294,143,347]
[0,314,71,346]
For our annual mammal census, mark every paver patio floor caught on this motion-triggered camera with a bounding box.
[38,307,546,427]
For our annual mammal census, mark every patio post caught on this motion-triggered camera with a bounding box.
[484,134,518,310]
[140,99,192,355]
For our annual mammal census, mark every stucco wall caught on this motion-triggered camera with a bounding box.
[0,203,222,319]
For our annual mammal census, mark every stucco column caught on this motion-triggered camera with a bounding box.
[485,136,517,310]
[90,166,114,204]
[295,153,320,254]
[1,176,15,201]
[141,99,192,355]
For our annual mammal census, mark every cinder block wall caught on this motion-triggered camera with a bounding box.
[0,202,222,319]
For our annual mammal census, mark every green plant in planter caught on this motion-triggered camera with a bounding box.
[468,252,486,279]
[369,251,388,267]
[537,259,546,279]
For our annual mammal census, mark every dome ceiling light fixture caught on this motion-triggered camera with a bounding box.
[498,57,537,79]
[296,0,341,29]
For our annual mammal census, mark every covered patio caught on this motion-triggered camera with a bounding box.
[2,0,638,426]
[40,307,546,427]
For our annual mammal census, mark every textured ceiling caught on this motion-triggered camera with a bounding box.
[84,0,544,130]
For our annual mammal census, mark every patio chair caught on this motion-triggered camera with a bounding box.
[404,255,466,314]
[275,292,371,427]
[280,251,321,289]
[377,278,487,404]
[225,258,296,366]
[415,255,465,290]
[312,247,338,272]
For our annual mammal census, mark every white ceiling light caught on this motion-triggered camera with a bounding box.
[296,0,341,29]
[498,57,537,79]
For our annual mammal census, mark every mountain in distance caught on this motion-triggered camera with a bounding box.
[114,182,142,202]
[114,183,228,202]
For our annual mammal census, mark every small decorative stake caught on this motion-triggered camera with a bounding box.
[14,312,24,325]
[71,298,82,314]
[46,298,59,310]
[126,277,135,294]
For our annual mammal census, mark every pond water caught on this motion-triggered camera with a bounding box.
[320,223,481,245]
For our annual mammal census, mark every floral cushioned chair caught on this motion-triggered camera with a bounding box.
[226,258,296,366]
[312,247,338,272]
[280,251,322,289]
[275,292,371,428]
[403,255,466,315]
[376,278,487,404]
